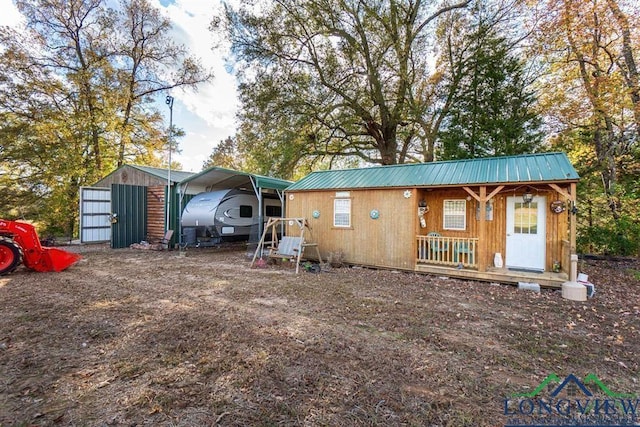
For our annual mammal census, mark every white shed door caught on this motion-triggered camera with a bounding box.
[79,187,111,243]
[506,196,546,271]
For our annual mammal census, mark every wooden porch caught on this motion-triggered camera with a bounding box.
[415,235,568,288]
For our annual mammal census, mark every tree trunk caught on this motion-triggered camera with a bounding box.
[606,0,640,135]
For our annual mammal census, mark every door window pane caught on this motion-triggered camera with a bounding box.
[514,202,538,234]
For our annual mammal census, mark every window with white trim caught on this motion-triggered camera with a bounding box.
[443,200,466,230]
[333,198,351,227]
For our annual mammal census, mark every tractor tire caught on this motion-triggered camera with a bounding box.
[0,237,22,275]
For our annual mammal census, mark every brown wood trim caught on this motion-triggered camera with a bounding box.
[548,183,573,200]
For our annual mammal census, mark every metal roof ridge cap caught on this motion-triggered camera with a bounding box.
[129,164,190,174]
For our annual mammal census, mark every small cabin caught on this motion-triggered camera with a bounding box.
[284,152,579,287]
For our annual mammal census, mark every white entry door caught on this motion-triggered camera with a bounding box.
[506,196,546,271]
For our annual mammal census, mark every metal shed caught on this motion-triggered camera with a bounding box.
[81,165,195,248]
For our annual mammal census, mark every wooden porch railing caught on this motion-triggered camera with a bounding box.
[417,235,479,268]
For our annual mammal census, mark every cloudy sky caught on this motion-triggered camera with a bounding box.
[0,0,239,172]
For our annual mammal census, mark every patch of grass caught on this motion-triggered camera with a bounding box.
[627,269,640,281]
[114,361,144,379]
[17,313,36,322]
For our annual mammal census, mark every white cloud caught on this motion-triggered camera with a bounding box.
[154,0,239,172]
[0,0,24,27]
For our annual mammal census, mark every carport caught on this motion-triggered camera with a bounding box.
[176,166,292,245]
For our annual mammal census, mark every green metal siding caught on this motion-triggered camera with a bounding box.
[111,184,147,249]
[286,152,579,191]
[170,189,195,247]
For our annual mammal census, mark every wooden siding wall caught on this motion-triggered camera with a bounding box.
[287,185,571,272]
[286,188,417,270]
[147,186,166,241]
[94,166,168,187]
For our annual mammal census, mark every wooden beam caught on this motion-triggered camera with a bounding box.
[548,183,573,200]
[570,182,577,254]
[486,185,505,201]
[463,186,481,202]
[464,185,504,202]
[478,186,487,272]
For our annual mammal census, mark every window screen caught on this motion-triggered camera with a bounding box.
[334,198,351,227]
[443,200,466,230]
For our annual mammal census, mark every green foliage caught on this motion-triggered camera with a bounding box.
[436,21,543,160]
[578,219,640,257]
[0,0,210,236]
[203,136,244,171]
[554,130,640,256]
[221,0,473,174]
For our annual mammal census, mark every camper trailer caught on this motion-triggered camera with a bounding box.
[181,189,282,246]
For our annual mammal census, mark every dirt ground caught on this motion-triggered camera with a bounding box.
[0,245,638,426]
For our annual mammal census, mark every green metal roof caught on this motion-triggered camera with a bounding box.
[286,152,579,191]
[129,165,196,183]
[179,166,293,191]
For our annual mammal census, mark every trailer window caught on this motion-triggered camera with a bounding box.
[239,205,253,218]
[443,200,466,230]
[265,205,282,217]
[333,198,351,227]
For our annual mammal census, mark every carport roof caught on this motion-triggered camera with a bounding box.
[179,166,293,192]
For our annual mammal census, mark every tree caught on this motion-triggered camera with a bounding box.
[606,0,640,137]
[531,0,640,254]
[437,22,543,159]
[114,0,212,167]
[220,0,471,174]
[0,0,211,235]
[203,136,245,170]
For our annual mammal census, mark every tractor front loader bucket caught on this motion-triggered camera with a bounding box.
[26,247,82,272]
[1,219,82,273]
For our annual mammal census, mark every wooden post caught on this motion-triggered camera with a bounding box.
[478,186,487,272]
[570,182,577,254]
[570,254,578,282]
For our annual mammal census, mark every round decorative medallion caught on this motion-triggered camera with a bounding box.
[403,190,412,199]
[550,200,566,214]
[312,210,320,219]
[288,194,294,200]
[370,209,380,219]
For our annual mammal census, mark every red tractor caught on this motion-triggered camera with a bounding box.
[0,219,81,275]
